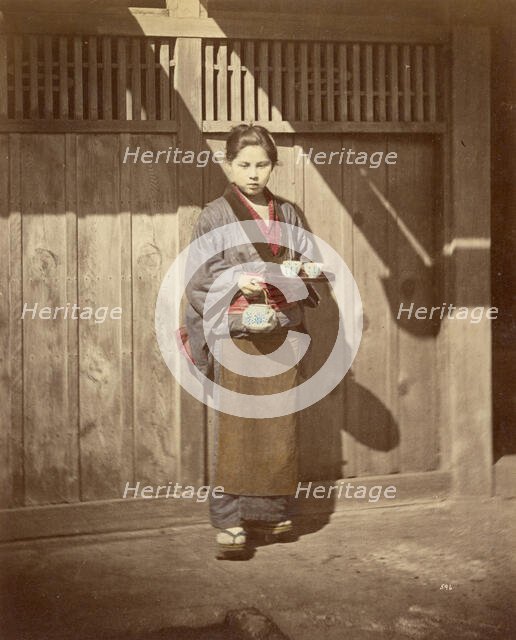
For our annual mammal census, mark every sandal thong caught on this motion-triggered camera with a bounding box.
[215,527,247,559]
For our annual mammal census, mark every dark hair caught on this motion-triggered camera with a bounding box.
[225,124,278,165]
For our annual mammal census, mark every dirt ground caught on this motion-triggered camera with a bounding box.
[1,498,514,640]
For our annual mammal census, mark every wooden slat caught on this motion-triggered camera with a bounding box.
[285,42,295,120]
[73,36,83,120]
[257,40,269,121]
[365,44,374,121]
[243,40,255,121]
[88,36,98,120]
[414,45,424,122]
[271,41,282,121]
[427,45,437,122]
[159,39,170,120]
[21,135,78,504]
[312,42,322,121]
[230,40,241,121]
[8,134,24,506]
[59,36,69,119]
[325,43,334,121]
[204,40,214,121]
[144,40,156,120]
[102,36,113,120]
[352,43,361,121]
[131,38,141,120]
[77,134,130,500]
[299,43,309,121]
[13,36,23,119]
[131,134,179,487]
[117,37,128,120]
[0,135,10,506]
[389,44,399,122]
[338,44,348,121]
[29,36,39,119]
[0,37,7,118]
[377,44,386,121]
[65,133,79,505]
[217,41,228,121]
[390,137,438,473]
[43,36,53,119]
[402,44,411,121]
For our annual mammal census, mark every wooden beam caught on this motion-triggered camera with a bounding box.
[202,120,446,134]
[448,26,491,496]
[0,11,448,43]
[0,121,178,133]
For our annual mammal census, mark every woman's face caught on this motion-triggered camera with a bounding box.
[228,145,273,198]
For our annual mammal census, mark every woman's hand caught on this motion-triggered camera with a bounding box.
[238,273,264,298]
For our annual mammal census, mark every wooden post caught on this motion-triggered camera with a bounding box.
[175,37,205,486]
[448,26,491,495]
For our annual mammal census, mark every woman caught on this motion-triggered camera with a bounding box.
[184,124,320,559]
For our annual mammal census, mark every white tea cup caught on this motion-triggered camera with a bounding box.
[302,262,323,278]
[281,260,303,277]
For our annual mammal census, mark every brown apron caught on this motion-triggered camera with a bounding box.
[213,328,301,496]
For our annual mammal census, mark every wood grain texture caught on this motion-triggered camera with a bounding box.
[77,134,131,500]
[21,135,79,504]
[130,133,179,485]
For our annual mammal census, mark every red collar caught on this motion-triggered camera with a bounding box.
[231,184,280,254]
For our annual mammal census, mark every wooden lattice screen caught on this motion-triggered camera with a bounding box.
[203,39,444,128]
[0,35,176,121]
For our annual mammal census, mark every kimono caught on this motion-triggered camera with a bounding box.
[184,184,320,527]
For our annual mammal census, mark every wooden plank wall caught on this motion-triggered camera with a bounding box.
[0,133,181,508]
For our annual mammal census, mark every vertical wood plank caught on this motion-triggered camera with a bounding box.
[299,43,309,121]
[312,42,322,121]
[131,134,179,485]
[389,138,438,474]
[345,137,397,476]
[102,37,113,120]
[65,133,79,503]
[0,135,11,506]
[365,44,374,121]
[204,41,214,121]
[14,37,23,119]
[77,135,130,500]
[159,39,170,120]
[243,40,255,121]
[7,134,24,506]
[145,40,156,120]
[257,41,269,121]
[338,44,348,121]
[389,44,399,122]
[285,42,296,120]
[88,36,98,120]
[352,44,361,121]
[59,36,69,119]
[427,45,437,122]
[377,44,386,121]
[0,37,7,118]
[117,38,128,120]
[29,36,39,119]
[271,41,282,121]
[402,44,411,121]
[73,37,83,120]
[325,43,334,122]
[131,38,141,120]
[22,135,79,504]
[175,37,205,485]
[230,40,241,121]
[217,41,228,121]
[414,45,424,122]
[450,27,492,495]
[43,36,53,119]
